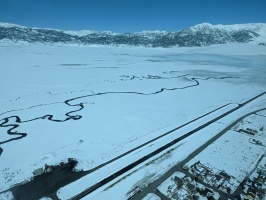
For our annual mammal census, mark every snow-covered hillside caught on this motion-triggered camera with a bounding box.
[189,23,266,44]
[0,22,266,47]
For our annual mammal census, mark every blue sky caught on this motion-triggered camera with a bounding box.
[0,0,265,32]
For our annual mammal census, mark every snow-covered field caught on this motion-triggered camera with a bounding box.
[187,129,265,183]
[0,42,266,194]
[77,95,266,200]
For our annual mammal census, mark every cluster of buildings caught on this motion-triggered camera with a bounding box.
[185,161,238,195]
[241,168,266,200]
[157,172,220,200]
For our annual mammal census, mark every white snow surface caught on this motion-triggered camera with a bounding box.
[0,22,27,28]
[192,22,266,32]
[0,42,266,197]
[188,129,265,181]
[71,94,266,200]
[0,191,14,200]
[63,30,97,36]
[190,22,266,43]
[142,193,161,200]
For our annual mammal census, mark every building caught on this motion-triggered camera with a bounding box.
[219,171,231,180]
[33,168,43,176]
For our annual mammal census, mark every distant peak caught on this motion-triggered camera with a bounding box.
[195,22,214,27]
[1,21,266,47]
[0,22,26,28]
[188,23,217,32]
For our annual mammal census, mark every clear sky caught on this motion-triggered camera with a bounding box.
[0,0,265,32]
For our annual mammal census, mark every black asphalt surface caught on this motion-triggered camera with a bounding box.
[10,161,88,200]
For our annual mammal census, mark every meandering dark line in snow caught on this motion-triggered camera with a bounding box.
[0,102,62,116]
[0,76,239,155]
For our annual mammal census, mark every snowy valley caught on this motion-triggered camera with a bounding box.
[0,23,266,200]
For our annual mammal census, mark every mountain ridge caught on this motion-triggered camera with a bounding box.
[0,22,266,47]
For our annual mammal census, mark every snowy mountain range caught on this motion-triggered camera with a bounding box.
[0,22,266,47]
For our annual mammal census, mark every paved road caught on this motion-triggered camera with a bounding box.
[71,92,266,199]
[132,108,266,200]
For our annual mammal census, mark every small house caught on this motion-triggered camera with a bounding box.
[219,171,231,180]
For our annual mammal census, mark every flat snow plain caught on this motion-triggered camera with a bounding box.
[0,42,265,193]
